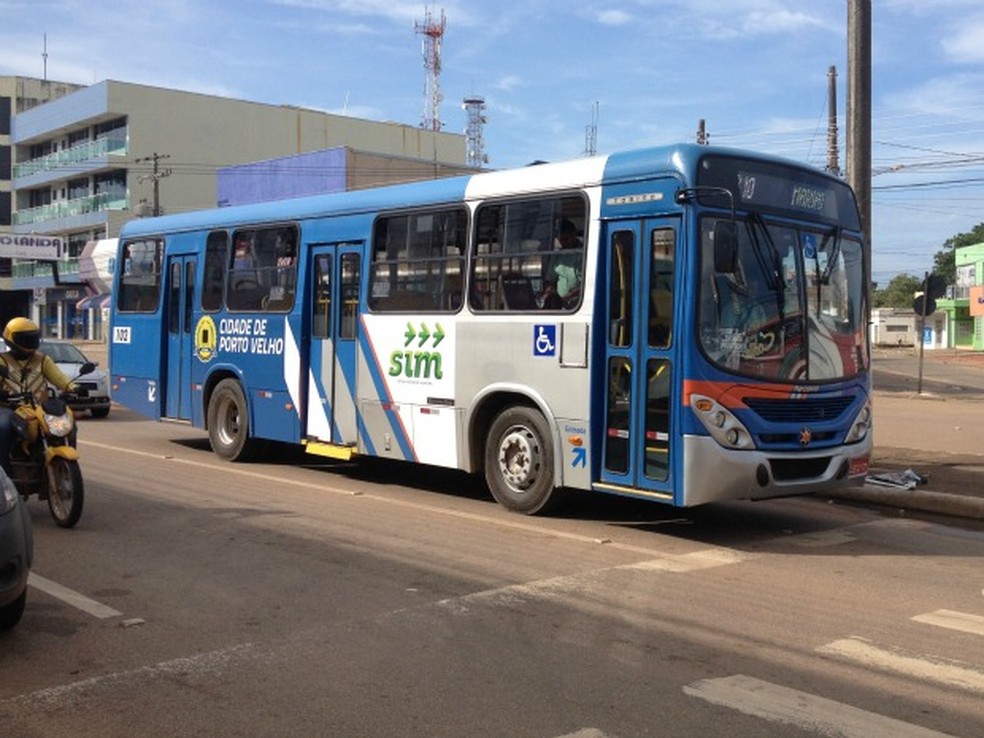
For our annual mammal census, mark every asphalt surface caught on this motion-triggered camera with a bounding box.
[76,341,984,521]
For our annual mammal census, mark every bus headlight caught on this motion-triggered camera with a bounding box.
[844,398,871,444]
[691,394,754,450]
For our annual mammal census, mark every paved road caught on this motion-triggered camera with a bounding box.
[2,410,983,737]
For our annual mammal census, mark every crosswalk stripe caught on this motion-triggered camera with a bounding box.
[913,609,984,637]
[817,637,984,694]
[29,573,123,619]
[684,674,952,738]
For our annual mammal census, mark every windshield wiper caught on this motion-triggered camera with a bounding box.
[746,213,786,324]
[747,213,783,291]
[818,226,843,284]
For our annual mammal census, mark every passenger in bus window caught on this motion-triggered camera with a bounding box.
[540,219,583,308]
[275,229,296,267]
[233,238,253,270]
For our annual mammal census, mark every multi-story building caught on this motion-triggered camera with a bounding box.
[1,76,87,324]
[5,78,469,339]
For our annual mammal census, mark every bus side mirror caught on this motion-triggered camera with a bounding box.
[713,221,738,274]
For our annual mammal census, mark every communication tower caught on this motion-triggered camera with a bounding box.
[415,7,446,132]
[463,96,489,168]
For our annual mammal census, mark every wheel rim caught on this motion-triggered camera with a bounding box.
[216,394,242,447]
[48,461,74,520]
[496,424,541,492]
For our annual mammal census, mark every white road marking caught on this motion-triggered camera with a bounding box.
[684,674,954,738]
[437,547,751,615]
[817,637,984,694]
[913,609,984,637]
[28,573,123,619]
[1,643,257,710]
[621,547,749,572]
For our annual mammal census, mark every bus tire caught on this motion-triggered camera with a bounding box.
[208,379,258,461]
[484,406,557,515]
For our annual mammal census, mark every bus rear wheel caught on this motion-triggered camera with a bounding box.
[484,406,557,514]
[208,379,259,461]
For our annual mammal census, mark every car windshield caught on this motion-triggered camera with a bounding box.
[41,342,87,364]
[698,214,868,382]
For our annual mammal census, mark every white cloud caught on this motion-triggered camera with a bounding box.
[495,74,523,92]
[941,18,984,63]
[597,10,632,27]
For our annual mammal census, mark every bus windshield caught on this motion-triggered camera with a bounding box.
[698,214,868,382]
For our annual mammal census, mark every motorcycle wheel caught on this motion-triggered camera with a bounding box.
[47,457,84,528]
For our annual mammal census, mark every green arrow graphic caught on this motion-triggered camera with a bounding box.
[432,323,445,348]
[418,322,431,347]
[404,322,416,346]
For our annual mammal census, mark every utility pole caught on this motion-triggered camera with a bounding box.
[826,66,840,176]
[847,1,871,296]
[584,101,599,156]
[696,119,709,145]
[136,153,172,216]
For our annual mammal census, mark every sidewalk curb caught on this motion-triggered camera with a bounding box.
[828,486,984,521]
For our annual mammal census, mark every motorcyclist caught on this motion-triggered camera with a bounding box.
[0,318,76,475]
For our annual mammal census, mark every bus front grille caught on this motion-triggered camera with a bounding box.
[744,396,854,423]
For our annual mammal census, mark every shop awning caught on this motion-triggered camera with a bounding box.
[76,293,111,311]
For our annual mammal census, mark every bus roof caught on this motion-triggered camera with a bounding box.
[117,143,824,239]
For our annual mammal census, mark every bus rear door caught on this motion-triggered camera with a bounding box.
[164,254,196,421]
[305,243,362,456]
[598,218,679,502]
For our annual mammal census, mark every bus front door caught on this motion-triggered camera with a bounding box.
[164,254,196,421]
[598,219,679,502]
[305,243,362,453]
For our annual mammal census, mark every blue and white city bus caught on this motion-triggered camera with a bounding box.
[109,144,871,514]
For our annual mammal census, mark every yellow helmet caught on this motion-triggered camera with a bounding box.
[3,317,41,358]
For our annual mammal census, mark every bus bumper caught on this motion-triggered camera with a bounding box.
[681,434,872,507]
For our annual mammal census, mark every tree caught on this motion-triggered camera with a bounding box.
[873,273,922,308]
[933,222,984,284]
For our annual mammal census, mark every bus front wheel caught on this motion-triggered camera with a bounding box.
[485,406,557,514]
[208,379,258,461]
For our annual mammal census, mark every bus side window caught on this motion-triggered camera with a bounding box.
[313,254,331,338]
[225,225,298,312]
[649,227,675,348]
[369,208,466,313]
[471,195,587,312]
[202,230,228,311]
[117,238,163,313]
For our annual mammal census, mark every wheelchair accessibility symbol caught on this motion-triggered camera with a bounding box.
[533,324,557,357]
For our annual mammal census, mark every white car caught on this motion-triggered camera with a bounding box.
[40,341,112,418]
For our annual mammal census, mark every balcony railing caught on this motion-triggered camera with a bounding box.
[14,130,128,178]
[10,259,82,280]
[13,192,128,226]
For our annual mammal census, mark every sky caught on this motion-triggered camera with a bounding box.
[4,0,984,286]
